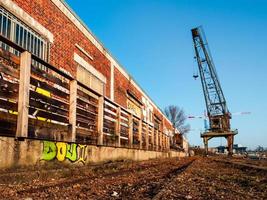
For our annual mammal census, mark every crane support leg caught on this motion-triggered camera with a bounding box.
[203,137,209,156]
[227,135,234,156]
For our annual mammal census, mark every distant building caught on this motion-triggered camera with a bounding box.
[216,144,247,154]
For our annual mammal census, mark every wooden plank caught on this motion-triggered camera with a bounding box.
[104,115,116,122]
[0,63,19,79]
[77,98,98,112]
[104,100,118,110]
[77,89,98,104]
[31,65,69,89]
[104,108,117,116]
[16,52,31,138]
[0,98,17,111]
[30,76,69,99]
[76,120,96,130]
[28,107,68,123]
[76,112,97,123]
[30,90,69,109]
[29,98,68,116]
[76,113,97,123]
[0,78,19,94]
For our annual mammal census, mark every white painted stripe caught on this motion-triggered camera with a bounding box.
[120,109,129,116]
[104,108,116,116]
[120,136,128,140]
[104,115,116,122]
[104,100,117,110]
[120,116,128,122]
[103,132,113,136]
[120,122,128,127]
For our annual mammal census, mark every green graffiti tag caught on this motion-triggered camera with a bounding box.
[41,141,87,164]
[41,141,56,161]
[66,143,77,162]
[77,144,87,164]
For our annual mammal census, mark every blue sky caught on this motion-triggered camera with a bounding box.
[66,0,267,149]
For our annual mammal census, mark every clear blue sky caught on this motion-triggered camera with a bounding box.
[66,0,267,149]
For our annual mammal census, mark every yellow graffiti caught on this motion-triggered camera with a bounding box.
[127,99,141,118]
[77,144,87,164]
[56,142,67,162]
[41,141,87,164]
[8,99,18,115]
[36,87,51,97]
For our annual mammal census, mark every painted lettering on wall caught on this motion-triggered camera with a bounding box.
[41,141,87,164]
[127,99,141,118]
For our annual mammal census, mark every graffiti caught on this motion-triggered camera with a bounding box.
[127,99,141,118]
[41,141,87,164]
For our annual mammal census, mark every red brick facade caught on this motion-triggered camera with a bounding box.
[9,0,173,131]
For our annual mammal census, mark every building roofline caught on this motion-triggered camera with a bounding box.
[55,0,172,125]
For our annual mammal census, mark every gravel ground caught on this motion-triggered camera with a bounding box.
[0,156,266,200]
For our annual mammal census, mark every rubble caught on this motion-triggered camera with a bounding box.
[0,157,266,199]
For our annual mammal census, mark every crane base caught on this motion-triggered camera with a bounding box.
[201,130,238,156]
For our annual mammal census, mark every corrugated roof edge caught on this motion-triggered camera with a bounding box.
[59,0,172,126]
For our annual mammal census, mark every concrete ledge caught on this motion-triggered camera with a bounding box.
[0,137,186,169]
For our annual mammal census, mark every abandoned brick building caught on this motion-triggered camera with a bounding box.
[0,0,186,168]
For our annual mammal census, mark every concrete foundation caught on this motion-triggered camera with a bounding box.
[0,137,186,169]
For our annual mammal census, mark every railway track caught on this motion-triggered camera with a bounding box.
[0,156,266,199]
[0,157,196,199]
[151,159,195,200]
[212,158,267,171]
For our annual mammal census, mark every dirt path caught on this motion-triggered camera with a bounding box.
[0,157,266,199]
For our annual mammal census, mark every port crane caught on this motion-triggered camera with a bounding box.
[191,27,238,155]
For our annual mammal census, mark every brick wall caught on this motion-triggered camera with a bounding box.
[9,0,173,129]
[114,67,142,109]
[12,0,111,97]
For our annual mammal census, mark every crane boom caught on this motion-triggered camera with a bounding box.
[192,27,227,117]
[191,26,237,155]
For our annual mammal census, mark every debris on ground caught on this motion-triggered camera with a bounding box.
[0,157,266,199]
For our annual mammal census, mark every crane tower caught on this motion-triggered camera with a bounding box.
[191,27,238,155]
